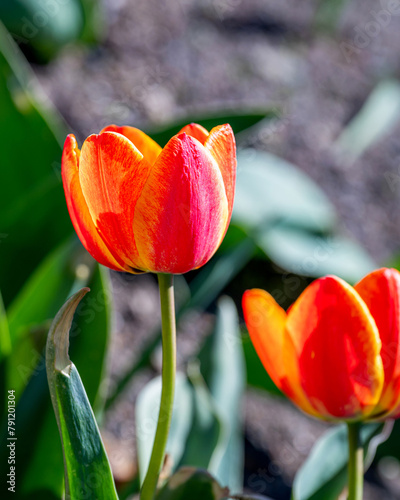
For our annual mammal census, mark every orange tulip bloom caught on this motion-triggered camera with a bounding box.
[62,123,236,274]
[243,268,400,421]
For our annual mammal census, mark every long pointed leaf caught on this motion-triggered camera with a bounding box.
[46,288,118,500]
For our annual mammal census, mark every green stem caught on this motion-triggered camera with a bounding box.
[347,422,364,500]
[140,274,176,500]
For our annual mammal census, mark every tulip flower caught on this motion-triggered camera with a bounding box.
[61,123,236,275]
[243,268,400,500]
[243,268,400,421]
[61,122,236,500]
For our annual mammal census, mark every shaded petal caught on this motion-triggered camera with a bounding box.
[355,268,400,417]
[61,135,126,272]
[286,276,384,420]
[204,124,236,218]
[178,123,209,144]
[79,132,151,271]
[133,133,228,274]
[243,289,319,418]
[101,124,162,166]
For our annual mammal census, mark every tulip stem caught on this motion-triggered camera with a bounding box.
[141,274,176,500]
[347,422,363,500]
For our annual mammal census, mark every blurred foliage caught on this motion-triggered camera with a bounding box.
[0,240,112,498]
[155,468,229,500]
[233,149,376,284]
[198,297,245,492]
[0,291,11,361]
[136,373,194,486]
[292,423,388,500]
[314,0,349,33]
[0,0,104,63]
[149,110,279,147]
[0,21,71,305]
[334,79,400,163]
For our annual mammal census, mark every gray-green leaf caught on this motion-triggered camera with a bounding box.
[155,467,229,500]
[292,423,386,500]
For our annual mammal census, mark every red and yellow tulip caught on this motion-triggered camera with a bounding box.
[243,268,400,421]
[61,123,236,274]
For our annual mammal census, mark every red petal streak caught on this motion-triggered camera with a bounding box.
[133,133,229,273]
[205,124,236,219]
[79,132,151,271]
[61,135,126,272]
[355,268,400,417]
[178,123,209,144]
[101,125,162,165]
[286,276,383,420]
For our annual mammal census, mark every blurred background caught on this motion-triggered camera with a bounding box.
[1,1,400,499]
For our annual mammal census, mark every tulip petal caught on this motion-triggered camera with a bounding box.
[178,123,209,144]
[101,125,162,165]
[133,133,229,274]
[61,135,126,272]
[286,276,384,420]
[79,132,151,271]
[355,268,400,417]
[243,289,287,388]
[205,124,236,217]
[243,289,320,418]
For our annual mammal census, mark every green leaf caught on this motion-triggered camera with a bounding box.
[46,288,118,500]
[148,110,277,147]
[0,290,11,360]
[0,22,72,305]
[233,150,336,234]
[292,423,386,500]
[257,225,376,283]
[6,238,87,398]
[155,467,229,500]
[230,495,274,500]
[78,0,105,43]
[179,363,225,471]
[334,79,400,162]
[7,239,82,340]
[136,373,194,485]
[0,2,84,62]
[187,237,256,312]
[314,0,349,33]
[199,297,245,491]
